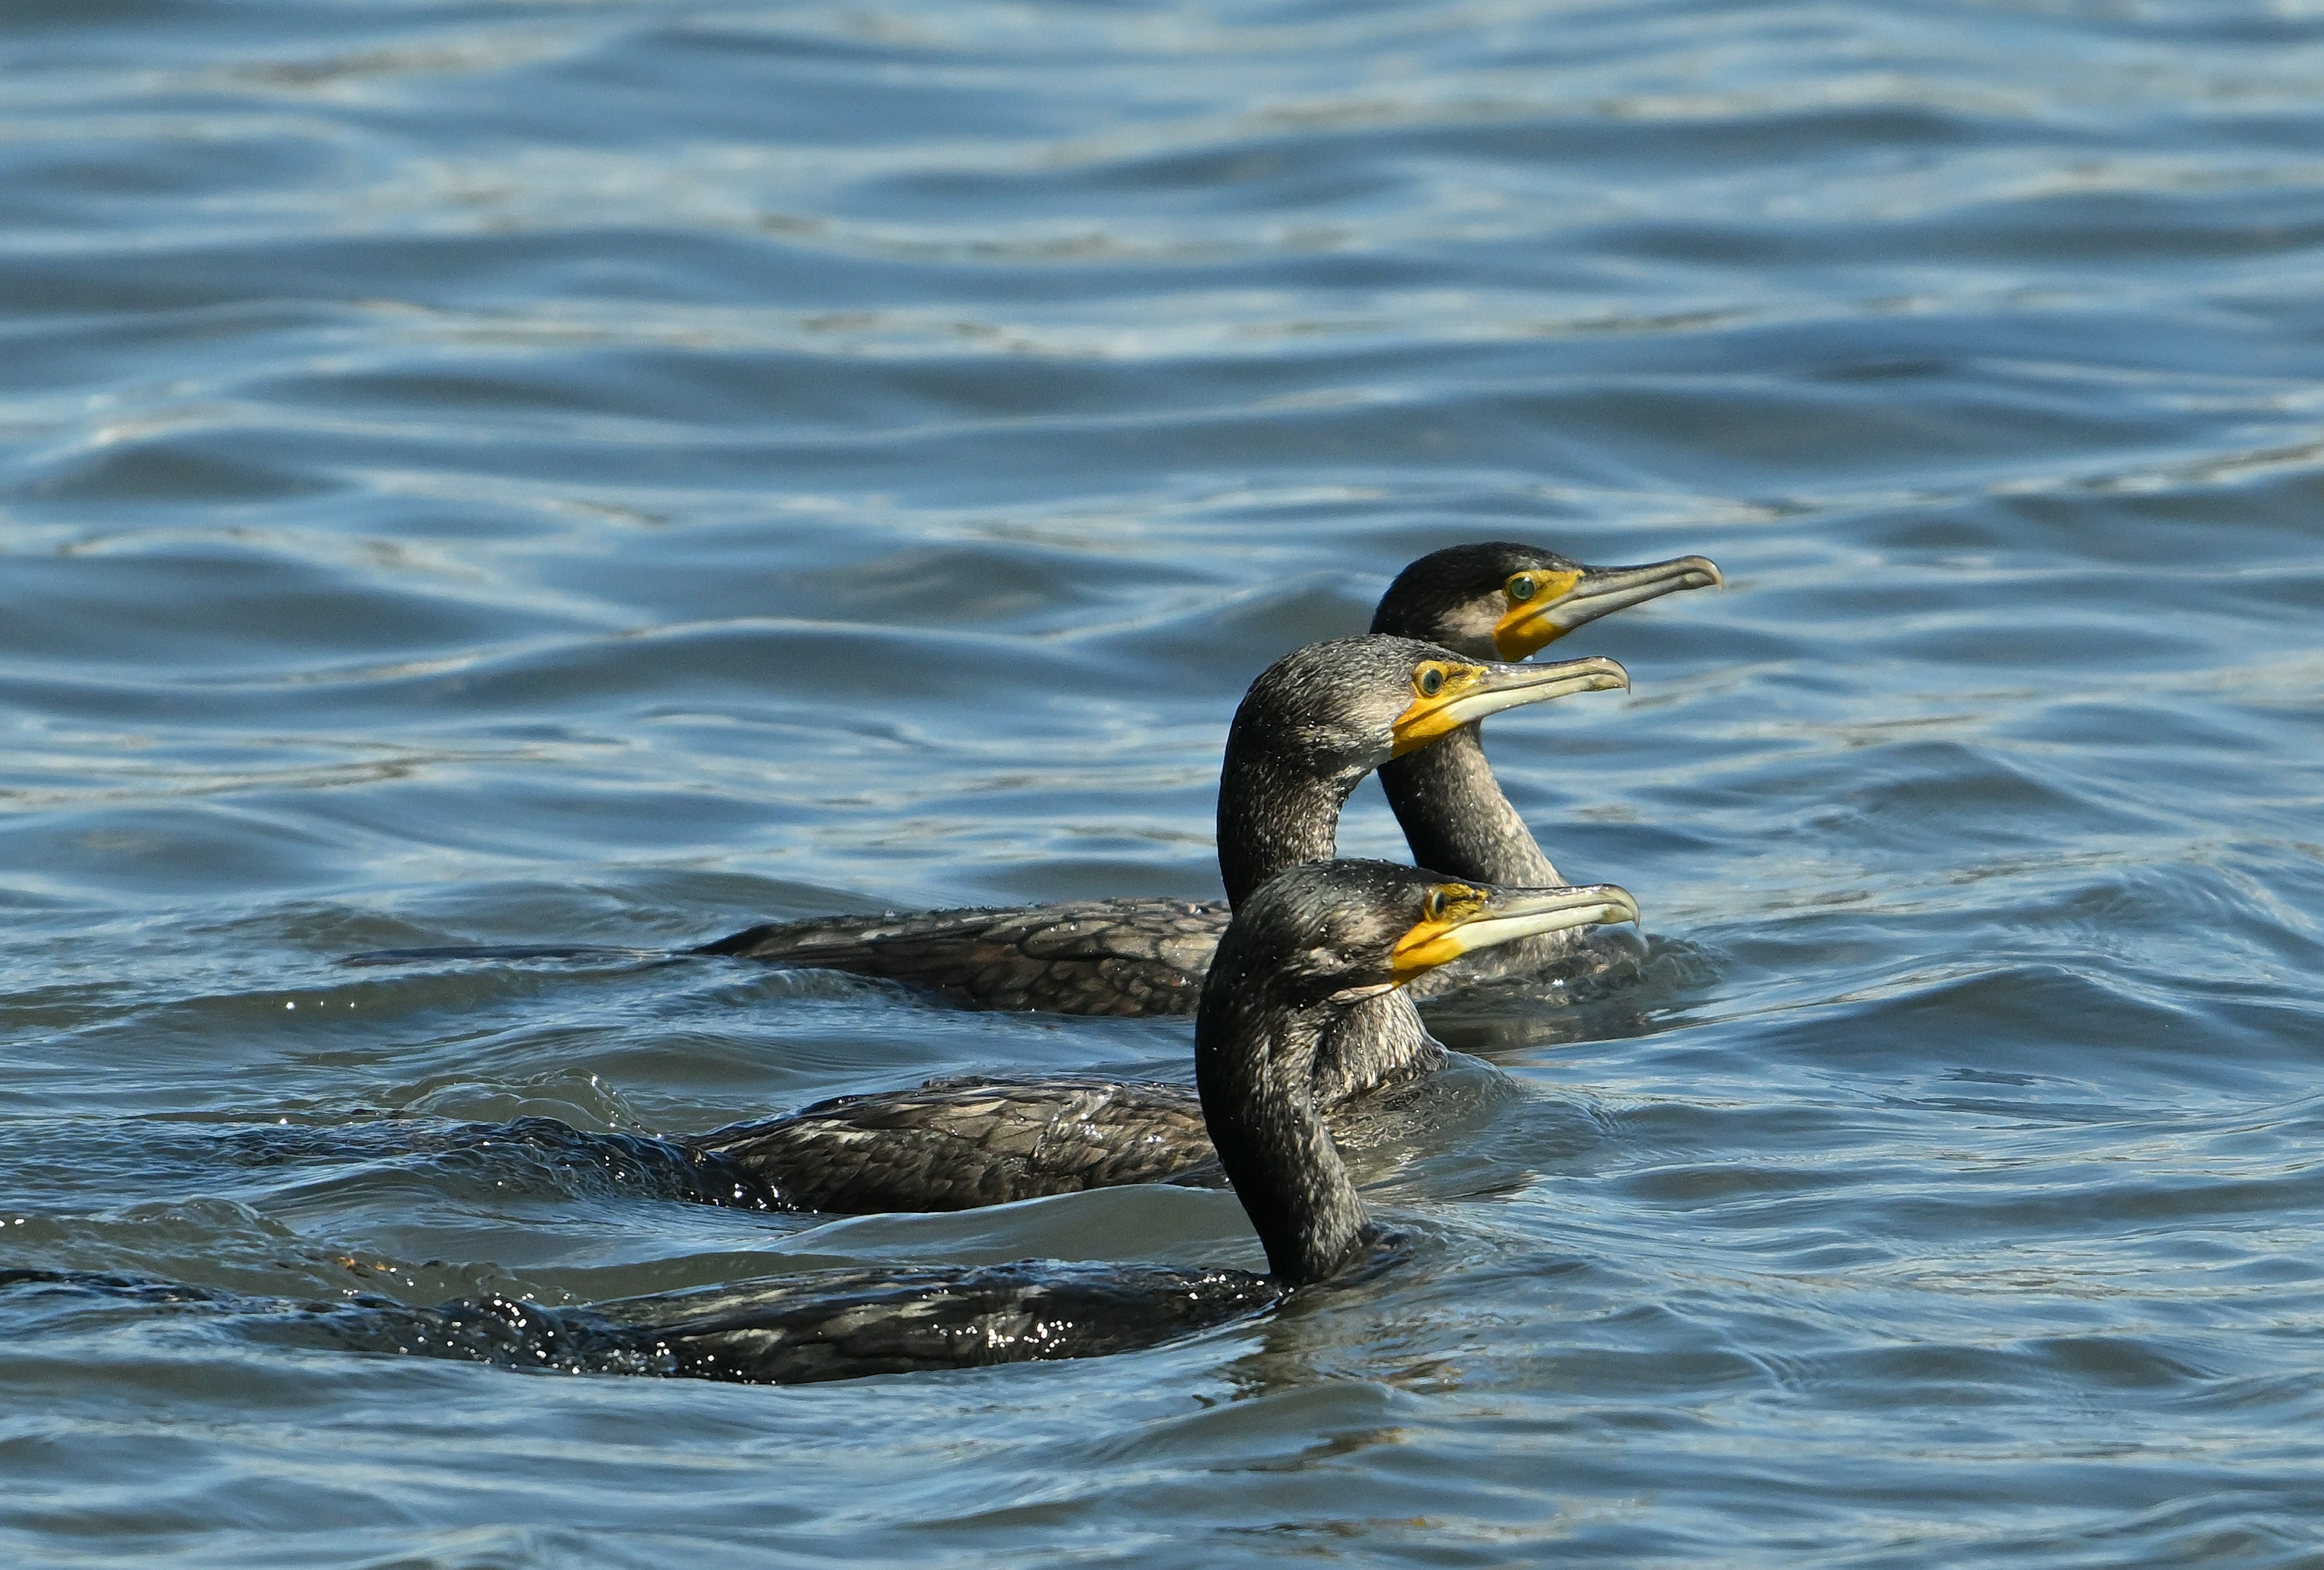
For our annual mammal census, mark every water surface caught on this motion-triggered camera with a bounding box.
[4,1,2324,1565]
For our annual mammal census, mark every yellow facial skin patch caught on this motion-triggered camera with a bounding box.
[1387,654,1629,757]
[1388,881,1643,985]
[1388,883,1492,982]
[1390,662,1489,755]
[1491,556,1725,661]
[1492,568,1586,659]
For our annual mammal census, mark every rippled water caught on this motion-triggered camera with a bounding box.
[5,1,2324,1563]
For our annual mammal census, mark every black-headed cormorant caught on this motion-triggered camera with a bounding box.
[698,631,1627,1020]
[1371,544,1719,990]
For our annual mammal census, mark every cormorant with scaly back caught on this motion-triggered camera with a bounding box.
[699,544,1716,1011]
[0,861,1637,1385]
[671,548,1716,1206]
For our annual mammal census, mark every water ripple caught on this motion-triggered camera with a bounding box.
[5,0,2324,1563]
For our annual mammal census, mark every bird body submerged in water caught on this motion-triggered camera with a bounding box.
[5,862,1638,1386]
[699,544,1718,1013]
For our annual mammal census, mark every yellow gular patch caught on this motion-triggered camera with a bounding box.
[1492,568,1586,659]
[1388,884,1489,981]
[1389,664,1489,756]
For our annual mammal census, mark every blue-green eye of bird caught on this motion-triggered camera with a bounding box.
[1508,574,1537,603]
[1417,666,1445,697]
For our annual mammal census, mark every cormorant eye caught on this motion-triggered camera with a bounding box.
[1508,573,1538,603]
[1415,664,1446,698]
[1423,888,1446,922]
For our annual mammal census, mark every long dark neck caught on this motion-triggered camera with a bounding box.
[1216,747,1365,910]
[1376,721,1560,886]
[1195,981,1371,1286]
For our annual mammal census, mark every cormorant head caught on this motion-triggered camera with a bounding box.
[1200,859,1639,1288]
[1371,542,1722,662]
[1232,634,1629,783]
[1221,859,1641,1010]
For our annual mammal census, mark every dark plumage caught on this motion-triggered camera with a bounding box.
[693,1076,1216,1210]
[333,548,1711,1215]
[700,631,1624,1023]
[667,637,1625,1214]
[684,861,1633,1213]
[0,1263,1285,1385]
[625,549,1718,1214]
[697,898,1218,1016]
[7,863,1635,1385]
[1371,544,1721,888]
[1371,542,1719,989]
[702,545,1715,1013]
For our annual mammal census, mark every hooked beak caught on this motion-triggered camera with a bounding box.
[1390,655,1627,758]
[1494,555,1723,660]
[1390,882,1641,984]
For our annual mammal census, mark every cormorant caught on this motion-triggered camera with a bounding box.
[698,632,1627,1020]
[698,545,1716,1012]
[1371,544,1719,990]
[2,862,1637,1385]
[324,554,1709,1215]
[312,635,1645,1216]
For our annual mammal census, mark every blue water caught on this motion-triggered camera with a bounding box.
[4,1,2323,1563]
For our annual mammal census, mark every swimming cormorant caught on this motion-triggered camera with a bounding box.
[698,631,1627,1020]
[2,861,1637,1385]
[328,556,1705,1214]
[679,553,1713,1209]
[1370,544,1719,990]
[317,635,1644,1215]
[698,545,1715,1012]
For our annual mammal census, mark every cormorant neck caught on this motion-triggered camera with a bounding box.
[1195,980,1373,1286]
[1376,721,1561,886]
[1216,745,1367,910]
[1314,989,1443,1108]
